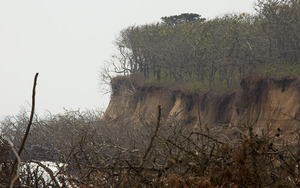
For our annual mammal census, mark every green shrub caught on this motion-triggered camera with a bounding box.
[262,63,300,77]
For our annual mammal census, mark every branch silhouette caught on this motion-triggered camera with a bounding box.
[10,72,39,187]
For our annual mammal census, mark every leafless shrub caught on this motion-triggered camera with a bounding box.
[1,105,300,187]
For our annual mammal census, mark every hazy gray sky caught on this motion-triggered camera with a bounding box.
[0,0,256,117]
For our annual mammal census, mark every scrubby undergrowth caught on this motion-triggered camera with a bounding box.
[1,107,300,187]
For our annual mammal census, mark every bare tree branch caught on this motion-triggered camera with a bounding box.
[10,73,39,186]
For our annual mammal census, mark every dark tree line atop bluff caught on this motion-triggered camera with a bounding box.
[107,0,300,89]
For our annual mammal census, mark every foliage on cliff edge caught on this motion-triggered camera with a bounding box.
[104,0,299,92]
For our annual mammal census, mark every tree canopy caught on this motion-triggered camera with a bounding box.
[106,0,300,91]
[161,13,205,25]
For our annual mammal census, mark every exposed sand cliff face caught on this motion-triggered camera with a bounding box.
[103,76,300,138]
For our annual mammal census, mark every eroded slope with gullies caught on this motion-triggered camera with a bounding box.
[103,76,300,140]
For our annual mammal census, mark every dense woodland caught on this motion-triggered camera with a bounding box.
[107,0,299,90]
[1,0,300,187]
